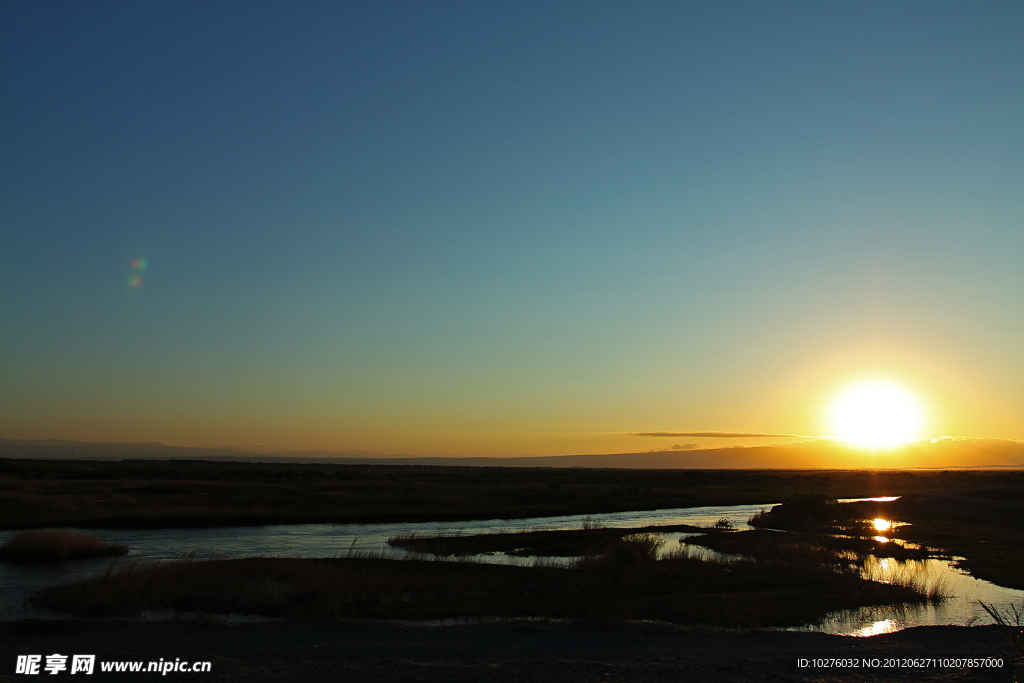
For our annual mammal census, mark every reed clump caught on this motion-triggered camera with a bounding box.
[863,559,950,605]
[0,529,128,564]
[747,496,853,533]
[979,600,1024,661]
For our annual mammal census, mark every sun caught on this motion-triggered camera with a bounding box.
[827,379,926,448]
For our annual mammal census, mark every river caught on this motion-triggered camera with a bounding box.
[1,502,1020,635]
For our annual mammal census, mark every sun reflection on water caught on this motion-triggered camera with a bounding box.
[873,518,891,532]
[853,619,899,637]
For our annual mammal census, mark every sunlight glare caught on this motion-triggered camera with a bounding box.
[873,518,891,533]
[854,619,898,637]
[828,379,926,447]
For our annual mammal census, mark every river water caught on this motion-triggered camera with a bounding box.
[1,503,1021,636]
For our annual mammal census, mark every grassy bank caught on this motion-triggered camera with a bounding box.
[30,542,932,627]
[0,529,128,563]
[3,458,1022,530]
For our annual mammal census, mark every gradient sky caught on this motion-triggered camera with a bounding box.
[2,1,1022,457]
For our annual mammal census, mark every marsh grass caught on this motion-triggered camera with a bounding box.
[747,496,858,533]
[862,560,950,605]
[690,528,929,565]
[608,533,664,563]
[688,528,949,604]
[746,495,1024,591]
[747,508,771,526]
[979,601,1024,660]
[32,532,932,627]
[387,523,700,558]
[0,529,128,564]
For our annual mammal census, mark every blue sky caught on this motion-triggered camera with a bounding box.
[2,1,1022,456]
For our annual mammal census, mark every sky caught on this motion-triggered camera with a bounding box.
[2,1,1022,459]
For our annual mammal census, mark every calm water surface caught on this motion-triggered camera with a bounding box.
[0,504,766,621]
[2,502,1020,635]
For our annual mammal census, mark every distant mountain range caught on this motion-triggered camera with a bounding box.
[1,437,1022,469]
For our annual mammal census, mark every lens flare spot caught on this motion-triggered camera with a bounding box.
[131,259,148,270]
[126,275,143,289]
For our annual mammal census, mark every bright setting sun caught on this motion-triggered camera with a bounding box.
[827,379,926,448]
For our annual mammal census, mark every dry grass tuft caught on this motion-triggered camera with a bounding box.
[979,600,1024,660]
[0,529,129,564]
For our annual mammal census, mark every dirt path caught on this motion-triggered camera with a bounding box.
[1,618,1018,682]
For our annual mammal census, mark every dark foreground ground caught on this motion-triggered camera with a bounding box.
[0,618,1017,683]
